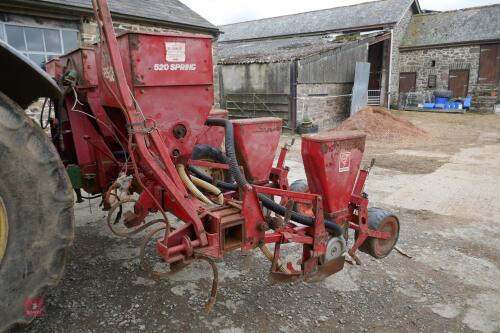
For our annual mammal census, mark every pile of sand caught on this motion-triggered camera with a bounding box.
[335,107,429,140]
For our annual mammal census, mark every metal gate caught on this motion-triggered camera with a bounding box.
[368,90,381,106]
[224,93,290,128]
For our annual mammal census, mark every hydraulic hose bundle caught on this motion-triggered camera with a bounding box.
[199,118,344,237]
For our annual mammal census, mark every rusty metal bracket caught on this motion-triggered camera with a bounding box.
[304,256,345,283]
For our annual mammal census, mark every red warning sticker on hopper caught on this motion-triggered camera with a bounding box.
[339,152,351,173]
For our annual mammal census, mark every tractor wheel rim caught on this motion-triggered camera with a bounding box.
[0,197,8,264]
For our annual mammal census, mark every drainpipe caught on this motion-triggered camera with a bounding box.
[289,60,298,132]
[388,28,394,108]
[219,66,224,108]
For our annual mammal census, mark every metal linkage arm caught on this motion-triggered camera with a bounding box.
[91,0,208,246]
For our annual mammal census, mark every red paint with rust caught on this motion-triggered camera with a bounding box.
[60,48,117,141]
[97,32,214,162]
[232,117,282,183]
[196,109,228,149]
[301,131,366,215]
[45,58,62,79]
[43,0,397,297]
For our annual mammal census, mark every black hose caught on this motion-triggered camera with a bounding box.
[40,98,53,129]
[191,144,233,183]
[55,87,72,152]
[188,165,237,191]
[189,164,342,235]
[188,166,344,235]
[199,118,344,236]
[82,194,102,200]
[75,189,102,203]
[205,118,248,188]
[258,194,344,235]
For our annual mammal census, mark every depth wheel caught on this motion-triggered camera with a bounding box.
[191,144,231,182]
[289,179,313,216]
[0,92,74,331]
[360,208,399,259]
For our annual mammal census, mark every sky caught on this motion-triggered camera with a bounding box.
[180,0,500,26]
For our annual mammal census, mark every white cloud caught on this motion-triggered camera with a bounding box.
[180,0,500,26]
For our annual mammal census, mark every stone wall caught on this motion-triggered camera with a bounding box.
[296,83,352,130]
[398,44,500,112]
[399,45,481,93]
[79,19,220,106]
[472,84,500,113]
[389,6,415,106]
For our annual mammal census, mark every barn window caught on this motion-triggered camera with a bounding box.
[62,31,79,53]
[5,25,25,51]
[428,74,437,88]
[431,60,436,67]
[2,23,79,67]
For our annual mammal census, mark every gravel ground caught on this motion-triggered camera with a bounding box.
[11,111,500,333]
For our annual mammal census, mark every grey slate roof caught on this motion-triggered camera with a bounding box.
[220,35,342,64]
[401,4,500,49]
[28,0,217,32]
[219,32,385,64]
[219,0,416,42]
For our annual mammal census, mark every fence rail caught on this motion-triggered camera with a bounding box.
[368,90,381,106]
[224,93,290,127]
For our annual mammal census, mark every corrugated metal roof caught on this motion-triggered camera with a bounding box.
[8,0,217,31]
[401,4,500,49]
[219,0,415,42]
[219,32,385,64]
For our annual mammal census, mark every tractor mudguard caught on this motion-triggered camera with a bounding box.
[0,40,61,108]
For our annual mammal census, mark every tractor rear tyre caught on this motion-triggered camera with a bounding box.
[360,208,399,259]
[0,92,74,331]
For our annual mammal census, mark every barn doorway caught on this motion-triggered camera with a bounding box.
[448,69,469,98]
[399,72,416,94]
[367,40,389,106]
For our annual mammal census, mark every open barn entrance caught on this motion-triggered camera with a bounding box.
[367,38,390,107]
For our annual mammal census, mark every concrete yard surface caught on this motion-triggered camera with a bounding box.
[13,111,500,333]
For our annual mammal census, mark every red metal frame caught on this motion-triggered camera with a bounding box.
[46,0,394,291]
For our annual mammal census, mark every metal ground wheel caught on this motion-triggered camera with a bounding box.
[360,208,400,259]
[196,158,226,182]
[371,215,399,258]
[191,144,231,183]
[289,179,314,216]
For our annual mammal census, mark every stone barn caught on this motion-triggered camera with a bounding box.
[219,32,391,130]
[399,4,500,112]
[218,0,422,130]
